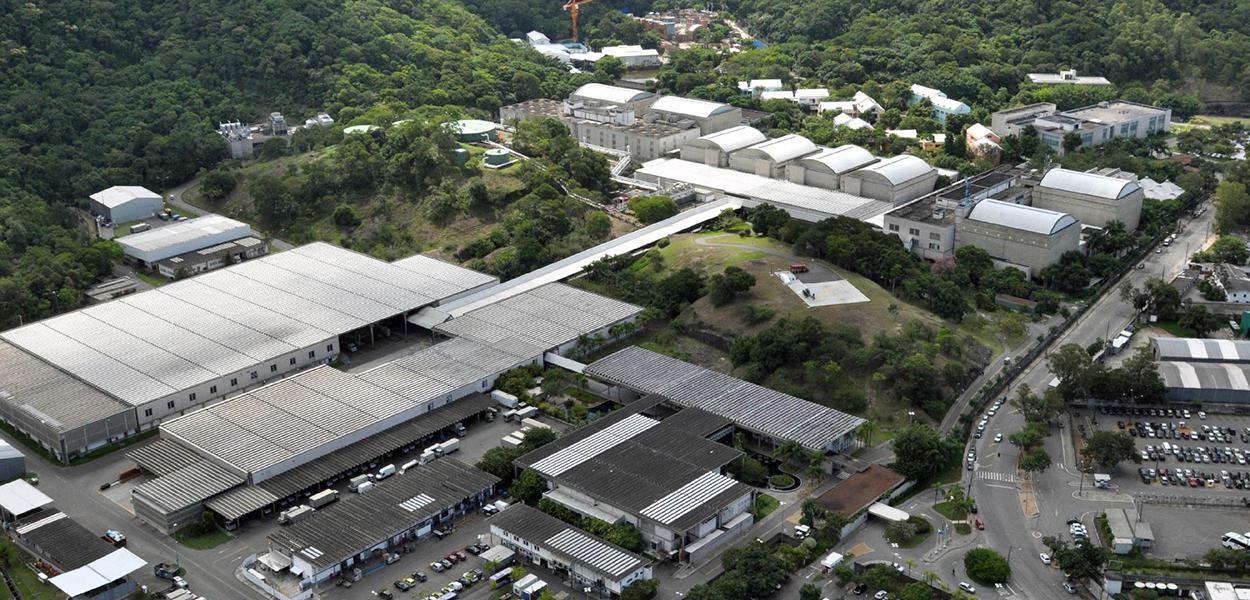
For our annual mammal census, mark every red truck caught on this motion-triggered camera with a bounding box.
[789,264,809,274]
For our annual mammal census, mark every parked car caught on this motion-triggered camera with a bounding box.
[395,578,416,591]
[874,591,889,600]
[852,583,868,595]
[1040,553,1051,565]
[430,562,445,573]
[1063,582,1077,594]
[413,572,428,582]
[960,582,977,594]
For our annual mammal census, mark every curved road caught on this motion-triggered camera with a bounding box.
[164,177,294,251]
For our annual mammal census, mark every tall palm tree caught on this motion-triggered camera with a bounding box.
[904,559,917,577]
[857,420,878,447]
[776,439,805,465]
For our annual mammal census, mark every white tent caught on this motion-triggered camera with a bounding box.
[868,502,909,522]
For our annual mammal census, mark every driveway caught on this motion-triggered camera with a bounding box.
[165,176,295,251]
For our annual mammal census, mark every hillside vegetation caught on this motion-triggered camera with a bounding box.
[0,0,578,325]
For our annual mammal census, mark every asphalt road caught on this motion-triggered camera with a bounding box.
[165,176,295,251]
[963,206,1216,599]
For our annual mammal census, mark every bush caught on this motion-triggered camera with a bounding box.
[741,304,776,324]
[629,195,678,224]
[885,520,918,543]
[769,473,797,488]
[964,548,1011,584]
[332,204,362,228]
[621,579,658,600]
[200,169,237,201]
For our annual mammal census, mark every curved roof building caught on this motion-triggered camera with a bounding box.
[728,134,818,177]
[1034,167,1145,230]
[648,96,742,134]
[841,154,938,204]
[966,200,1077,235]
[785,145,878,190]
[1038,168,1141,199]
[570,84,657,111]
[679,126,768,167]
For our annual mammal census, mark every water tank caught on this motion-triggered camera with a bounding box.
[484,148,511,166]
[450,119,498,142]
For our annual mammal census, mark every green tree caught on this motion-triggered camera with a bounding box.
[629,196,679,224]
[1020,449,1052,474]
[963,548,1011,585]
[891,424,958,482]
[621,580,659,600]
[595,56,626,81]
[1045,538,1105,579]
[1062,132,1084,153]
[200,169,237,201]
[510,470,547,505]
[1214,181,1250,233]
[1080,431,1139,468]
[584,212,612,239]
[1179,303,1222,337]
[800,583,822,600]
[899,582,935,600]
[708,266,757,305]
[332,204,361,228]
[1192,235,1250,265]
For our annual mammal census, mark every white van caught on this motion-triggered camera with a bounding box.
[376,464,396,480]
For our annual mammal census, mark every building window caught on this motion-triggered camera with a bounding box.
[290,357,296,366]
[270,364,277,373]
[908,228,920,236]
[250,371,258,380]
[144,409,153,417]
[230,378,238,386]
[326,344,334,352]
[929,232,941,241]
[888,224,900,232]
[210,386,217,394]
[189,393,197,402]
[167,401,175,409]
[308,350,316,359]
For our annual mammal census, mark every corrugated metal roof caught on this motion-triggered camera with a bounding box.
[690,126,767,153]
[0,341,130,433]
[89,186,159,208]
[572,84,655,106]
[585,347,864,450]
[490,505,649,580]
[1039,167,1141,199]
[848,154,935,186]
[1152,337,1250,363]
[131,459,244,513]
[530,414,659,476]
[115,214,250,255]
[966,199,1078,235]
[800,145,877,175]
[650,96,735,119]
[639,471,738,525]
[127,439,205,476]
[1159,361,1250,391]
[739,134,818,164]
[205,486,280,521]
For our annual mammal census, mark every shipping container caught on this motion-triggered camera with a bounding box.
[491,390,519,408]
[356,481,375,494]
[308,489,339,508]
[515,406,539,420]
[439,438,460,455]
[348,474,372,492]
[520,418,550,430]
[278,505,315,525]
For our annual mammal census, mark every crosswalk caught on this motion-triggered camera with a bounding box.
[977,471,1018,483]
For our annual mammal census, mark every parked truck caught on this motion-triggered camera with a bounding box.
[348,474,372,492]
[129,222,151,234]
[491,390,519,409]
[308,489,339,509]
[376,464,396,480]
[439,438,460,455]
[278,505,315,525]
[515,406,539,420]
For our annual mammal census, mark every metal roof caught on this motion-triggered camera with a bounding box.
[435,283,641,359]
[1152,337,1250,363]
[115,214,251,259]
[0,243,488,408]
[89,186,159,208]
[738,134,818,164]
[571,84,655,106]
[689,126,767,153]
[1039,167,1141,199]
[847,154,935,186]
[584,347,864,450]
[650,96,736,119]
[0,341,130,432]
[15,508,117,571]
[1159,361,1250,391]
[799,145,878,175]
[529,414,660,476]
[634,159,893,221]
[267,459,498,574]
[49,548,146,598]
[127,439,205,476]
[0,480,52,516]
[131,458,245,513]
[639,471,738,525]
[966,199,1078,235]
[489,504,648,580]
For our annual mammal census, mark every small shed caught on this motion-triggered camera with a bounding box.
[89,186,163,224]
[0,479,51,522]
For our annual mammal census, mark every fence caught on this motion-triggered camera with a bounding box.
[1134,493,1249,509]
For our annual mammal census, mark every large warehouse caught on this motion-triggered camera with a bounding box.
[489,504,654,596]
[840,154,939,204]
[680,126,767,167]
[1152,337,1250,404]
[0,242,498,461]
[728,134,819,178]
[116,214,253,266]
[955,199,1081,277]
[785,145,878,190]
[647,96,741,134]
[584,346,865,452]
[1033,167,1144,230]
[515,396,754,564]
[633,158,893,223]
[89,186,163,224]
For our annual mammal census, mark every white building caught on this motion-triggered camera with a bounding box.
[116,214,252,266]
[909,84,970,124]
[990,100,1170,155]
[648,96,741,134]
[834,113,873,130]
[576,45,662,68]
[569,83,658,113]
[728,134,819,177]
[89,186,163,224]
[737,79,784,95]
[680,126,767,167]
[821,91,884,117]
[841,154,938,204]
[1034,167,1144,230]
[956,199,1081,277]
[1027,70,1112,86]
[785,145,878,190]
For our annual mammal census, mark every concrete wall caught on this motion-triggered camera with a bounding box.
[786,164,842,190]
[573,122,699,160]
[679,143,727,167]
[0,398,137,462]
[91,196,163,224]
[1033,186,1143,230]
[843,171,938,205]
[955,220,1080,276]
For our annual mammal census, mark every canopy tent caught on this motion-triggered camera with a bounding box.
[868,502,909,522]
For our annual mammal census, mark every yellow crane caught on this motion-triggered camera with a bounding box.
[563,0,594,42]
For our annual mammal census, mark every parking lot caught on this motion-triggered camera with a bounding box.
[1081,407,1250,496]
[1135,504,1248,559]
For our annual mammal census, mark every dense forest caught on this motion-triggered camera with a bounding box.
[0,0,575,325]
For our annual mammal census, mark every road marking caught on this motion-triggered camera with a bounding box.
[984,483,1017,490]
[977,471,1018,483]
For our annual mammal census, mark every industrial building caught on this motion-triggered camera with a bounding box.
[840,154,939,204]
[728,134,818,177]
[116,214,253,266]
[647,96,741,135]
[574,45,662,68]
[680,126,767,167]
[89,186,163,224]
[883,168,1026,262]
[955,200,1081,277]
[1034,167,1144,230]
[0,242,498,461]
[785,145,878,190]
[489,504,653,596]
[262,459,498,585]
[156,236,269,279]
[0,439,24,482]
[1027,70,1112,86]
[1152,338,1250,404]
[569,83,657,113]
[990,101,1170,155]
[1103,508,1153,554]
[584,346,864,452]
[633,158,894,223]
[515,396,754,563]
[3,488,146,600]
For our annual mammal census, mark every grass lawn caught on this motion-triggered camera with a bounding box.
[752,494,780,519]
[894,517,934,548]
[1150,320,1198,338]
[134,270,168,288]
[1188,115,1250,126]
[0,540,69,600]
[954,523,972,535]
[933,501,968,521]
[174,526,233,550]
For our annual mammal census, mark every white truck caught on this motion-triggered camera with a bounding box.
[278,505,315,525]
[491,390,519,409]
[308,489,339,508]
[348,474,372,492]
[376,464,396,480]
[515,406,539,420]
[439,438,460,455]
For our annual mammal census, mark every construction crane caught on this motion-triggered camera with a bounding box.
[563,0,593,42]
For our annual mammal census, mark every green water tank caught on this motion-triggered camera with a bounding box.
[453,148,469,167]
[483,148,511,166]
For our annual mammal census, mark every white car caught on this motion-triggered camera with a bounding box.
[960,582,977,594]
[1198,411,1207,419]
[875,591,889,600]
[1040,553,1052,565]
[173,576,189,589]
[994,433,1003,443]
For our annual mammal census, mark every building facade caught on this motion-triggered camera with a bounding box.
[89,186,163,224]
[955,199,1081,277]
[1033,167,1144,230]
[990,101,1170,155]
[728,134,818,178]
[840,154,938,204]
